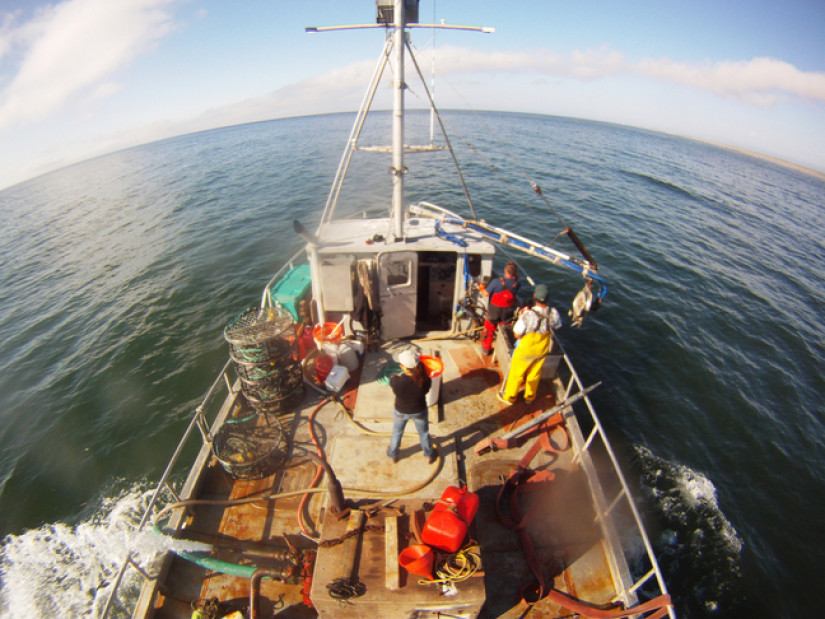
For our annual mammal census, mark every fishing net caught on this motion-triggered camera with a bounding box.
[376,359,403,385]
[224,307,304,413]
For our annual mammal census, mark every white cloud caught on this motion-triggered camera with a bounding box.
[2,30,823,190]
[0,9,45,63]
[635,56,825,106]
[423,45,825,107]
[138,58,380,138]
[0,0,175,131]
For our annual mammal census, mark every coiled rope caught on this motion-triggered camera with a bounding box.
[419,544,482,587]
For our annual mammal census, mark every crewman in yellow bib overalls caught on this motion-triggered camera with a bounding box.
[499,284,561,404]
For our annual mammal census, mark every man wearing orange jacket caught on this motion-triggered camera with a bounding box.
[480,261,520,356]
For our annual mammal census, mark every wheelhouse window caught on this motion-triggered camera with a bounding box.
[386,258,411,287]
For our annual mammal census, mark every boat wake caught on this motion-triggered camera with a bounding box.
[0,481,208,619]
[631,445,745,617]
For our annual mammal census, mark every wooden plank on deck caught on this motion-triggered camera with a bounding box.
[384,516,400,590]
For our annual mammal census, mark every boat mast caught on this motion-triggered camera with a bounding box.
[306,2,491,236]
[390,0,407,241]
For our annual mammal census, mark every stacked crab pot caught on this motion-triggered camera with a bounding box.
[223,306,304,413]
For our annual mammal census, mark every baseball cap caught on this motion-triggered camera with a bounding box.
[398,349,419,369]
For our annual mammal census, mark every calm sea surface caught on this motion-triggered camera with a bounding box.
[0,112,823,618]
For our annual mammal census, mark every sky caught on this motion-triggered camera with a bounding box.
[0,0,824,190]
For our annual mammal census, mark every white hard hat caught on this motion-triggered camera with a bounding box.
[398,349,419,369]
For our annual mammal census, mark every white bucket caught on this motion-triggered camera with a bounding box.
[338,342,359,372]
[426,374,441,407]
[321,342,340,365]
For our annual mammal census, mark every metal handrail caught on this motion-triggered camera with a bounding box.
[557,345,676,618]
[105,255,309,618]
[101,358,237,619]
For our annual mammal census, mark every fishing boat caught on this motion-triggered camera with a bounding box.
[103,2,674,618]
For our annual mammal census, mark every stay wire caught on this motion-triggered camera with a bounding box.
[428,68,570,233]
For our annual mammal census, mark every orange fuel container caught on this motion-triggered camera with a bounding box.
[420,486,479,552]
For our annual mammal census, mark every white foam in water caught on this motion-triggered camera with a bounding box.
[0,482,211,619]
[663,459,742,553]
[633,445,745,614]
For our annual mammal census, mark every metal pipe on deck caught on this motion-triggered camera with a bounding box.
[475,383,601,454]
[301,449,347,514]
[250,568,291,619]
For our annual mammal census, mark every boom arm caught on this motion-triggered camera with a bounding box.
[410,202,608,302]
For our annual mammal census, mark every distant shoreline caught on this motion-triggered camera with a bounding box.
[686,136,825,182]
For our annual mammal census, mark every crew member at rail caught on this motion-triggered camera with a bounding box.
[387,349,436,464]
[481,260,521,356]
[499,284,561,404]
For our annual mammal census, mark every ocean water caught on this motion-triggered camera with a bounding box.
[0,111,823,618]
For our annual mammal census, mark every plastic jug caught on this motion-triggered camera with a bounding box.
[420,486,479,553]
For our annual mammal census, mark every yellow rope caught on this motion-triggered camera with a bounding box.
[419,544,482,586]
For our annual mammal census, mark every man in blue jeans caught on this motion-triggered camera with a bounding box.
[387,349,436,464]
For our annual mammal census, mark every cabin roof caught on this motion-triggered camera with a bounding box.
[316,216,496,256]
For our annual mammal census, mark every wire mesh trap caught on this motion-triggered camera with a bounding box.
[224,307,304,413]
[212,412,288,480]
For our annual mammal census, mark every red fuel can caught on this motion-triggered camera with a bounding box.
[439,486,479,523]
[420,486,479,552]
[315,353,333,382]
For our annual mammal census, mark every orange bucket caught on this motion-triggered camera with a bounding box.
[313,322,343,347]
[419,355,443,378]
[398,544,434,579]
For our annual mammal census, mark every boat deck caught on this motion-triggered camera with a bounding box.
[144,335,634,619]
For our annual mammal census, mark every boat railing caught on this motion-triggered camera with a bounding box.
[101,358,242,619]
[556,343,676,618]
[105,252,315,617]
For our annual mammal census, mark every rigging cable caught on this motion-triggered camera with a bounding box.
[404,38,477,219]
[424,67,576,238]
[419,544,482,587]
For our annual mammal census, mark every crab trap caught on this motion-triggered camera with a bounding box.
[224,307,304,413]
[212,411,289,480]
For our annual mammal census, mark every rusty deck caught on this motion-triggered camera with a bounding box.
[145,336,634,619]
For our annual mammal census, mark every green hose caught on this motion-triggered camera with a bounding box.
[179,551,257,578]
[152,522,258,578]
